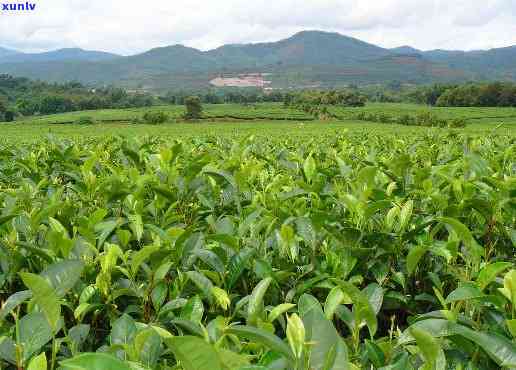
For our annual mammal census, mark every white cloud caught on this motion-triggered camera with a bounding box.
[0,0,514,54]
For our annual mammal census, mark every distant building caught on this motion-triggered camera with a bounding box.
[210,73,272,88]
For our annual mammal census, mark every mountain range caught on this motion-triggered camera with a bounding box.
[1,31,515,91]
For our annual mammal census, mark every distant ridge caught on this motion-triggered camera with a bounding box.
[390,46,422,55]
[0,47,19,58]
[0,30,515,91]
[0,48,120,64]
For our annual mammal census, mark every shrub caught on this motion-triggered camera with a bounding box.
[376,113,393,124]
[397,114,415,126]
[74,116,96,125]
[3,110,15,122]
[449,117,468,128]
[415,111,447,127]
[184,96,203,120]
[353,110,467,128]
[142,111,169,125]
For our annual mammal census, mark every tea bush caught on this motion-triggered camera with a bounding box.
[0,132,514,369]
[142,111,169,125]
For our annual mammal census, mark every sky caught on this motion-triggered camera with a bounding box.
[0,0,515,55]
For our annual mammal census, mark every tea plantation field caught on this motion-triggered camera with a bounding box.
[0,103,515,369]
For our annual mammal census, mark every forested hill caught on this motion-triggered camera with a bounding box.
[1,31,515,91]
[0,75,154,119]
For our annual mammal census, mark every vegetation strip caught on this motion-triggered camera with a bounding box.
[0,131,514,369]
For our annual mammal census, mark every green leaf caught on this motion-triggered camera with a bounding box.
[48,217,69,238]
[286,313,305,359]
[194,249,225,274]
[398,319,454,346]
[406,245,427,275]
[41,259,84,297]
[499,270,516,306]
[186,271,214,304]
[171,319,204,337]
[410,326,446,370]
[74,303,102,322]
[402,319,516,367]
[227,248,255,289]
[364,200,392,221]
[153,262,173,282]
[335,281,377,338]
[134,328,162,368]
[151,282,168,311]
[445,282,484,304]
[95,219,124,249]
[166,336,223,370]
[203,168,237,190]
[111,314,137,350]
[20,272,61,332]
[357,166,377,189]
[60,353,132,370]
[398,200,413,232]
[180,295,204,323]
[27,352,47,370]
[0,214,17,227]
[128,214,144,241]
[277,224,298,261]
[449,322,516,367]
[298,294,349,370]
[303,155,317,183]
[227,325,294,363]
[68,324,90,349]
[0,336,16,365]
[377,354,410,370]
[324,287,346,320]
[19,312,53,362]
[507,320,516,338]
[0,290,32,321]
[363,283,384,316]
[211,286,231,311]
[365,340,385,368]
[437,217,483,263]
[247,277,273,326]
[477,262,512,291]
[385,206,400,232]
[131,245,160,275]
[217,348,250,370]
[268,303,296,323]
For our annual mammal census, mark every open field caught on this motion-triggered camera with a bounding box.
[329,102,516,121]
[1,102,515,143]
[1,119,515,143]
[13,103,314,126]
[10,102,516,124]
[0,102,515,369]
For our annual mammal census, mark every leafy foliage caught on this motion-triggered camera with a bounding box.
[0,130,514,369]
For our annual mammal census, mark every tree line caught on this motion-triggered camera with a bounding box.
[158,89,285,105]
[284,90,366,107]
[2,73,516,122]
[0,74,154,121]
[362,81,516,107]
[0,75,288,121]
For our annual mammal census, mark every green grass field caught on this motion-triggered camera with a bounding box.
[329,102,516,120]
[1,102,515,143]
[0,101,515,369]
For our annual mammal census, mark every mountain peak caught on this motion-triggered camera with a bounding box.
[289,30,343,38]
[0,47,119,64]
[286,30,371,45]
[0,46,20,57]
[0,30,515,90]
[391,45,421,54]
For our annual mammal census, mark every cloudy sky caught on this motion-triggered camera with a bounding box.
[0,0,515,55]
